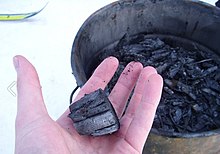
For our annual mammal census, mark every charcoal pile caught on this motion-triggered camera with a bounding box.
[98,34,220,134]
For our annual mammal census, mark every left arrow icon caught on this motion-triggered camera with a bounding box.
[7,81,17,97]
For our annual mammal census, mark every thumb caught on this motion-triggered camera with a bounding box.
[14,55,48,129]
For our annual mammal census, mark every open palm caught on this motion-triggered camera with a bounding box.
[14,56,163,154]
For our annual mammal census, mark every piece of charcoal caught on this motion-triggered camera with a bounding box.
[193,59,212,65]
[172,108,182,123]
[202,88,219,97]
[192,104,203,112]
[201,66,218,77]
[176,81,197,100]
[140,38,165,50]
[167,62,182,78]
[205,79,220,93]
[123,44,147,54]
[156,63,169,74]
[213,111,219,118]
[172,100,184,106]
[150,51,170,61]
[164,86,174,95]
[68,89,120,136]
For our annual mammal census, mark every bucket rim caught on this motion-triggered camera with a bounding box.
[151,128,220,138]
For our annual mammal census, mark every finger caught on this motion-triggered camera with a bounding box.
[109,61,143,118]
[74,56,119,102]
[57,57,119,126]
[125,74,163,152]
[118,66,157,136]
[14,55,48,129]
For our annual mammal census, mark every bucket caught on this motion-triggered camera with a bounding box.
[71,0,220,153]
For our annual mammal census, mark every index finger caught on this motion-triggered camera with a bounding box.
[57,57,119,125]
[74,57,119,102]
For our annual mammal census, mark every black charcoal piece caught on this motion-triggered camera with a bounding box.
[68,89,120,136]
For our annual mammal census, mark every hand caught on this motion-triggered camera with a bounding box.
[14,55,163,154]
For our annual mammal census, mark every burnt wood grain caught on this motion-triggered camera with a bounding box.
[68,89,120,136]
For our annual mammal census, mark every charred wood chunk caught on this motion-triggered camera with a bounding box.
[167,62,182,78]
[68,89,120,136]
[156,63,169,74]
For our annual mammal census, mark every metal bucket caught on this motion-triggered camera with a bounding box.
[71,0,220,153]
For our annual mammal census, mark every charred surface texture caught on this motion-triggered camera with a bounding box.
[68,89,119,136]
[98,34,220,134]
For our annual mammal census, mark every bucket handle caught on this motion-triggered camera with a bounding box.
[69,85,80,104]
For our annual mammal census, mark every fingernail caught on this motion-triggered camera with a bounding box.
[13,56,19,70]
